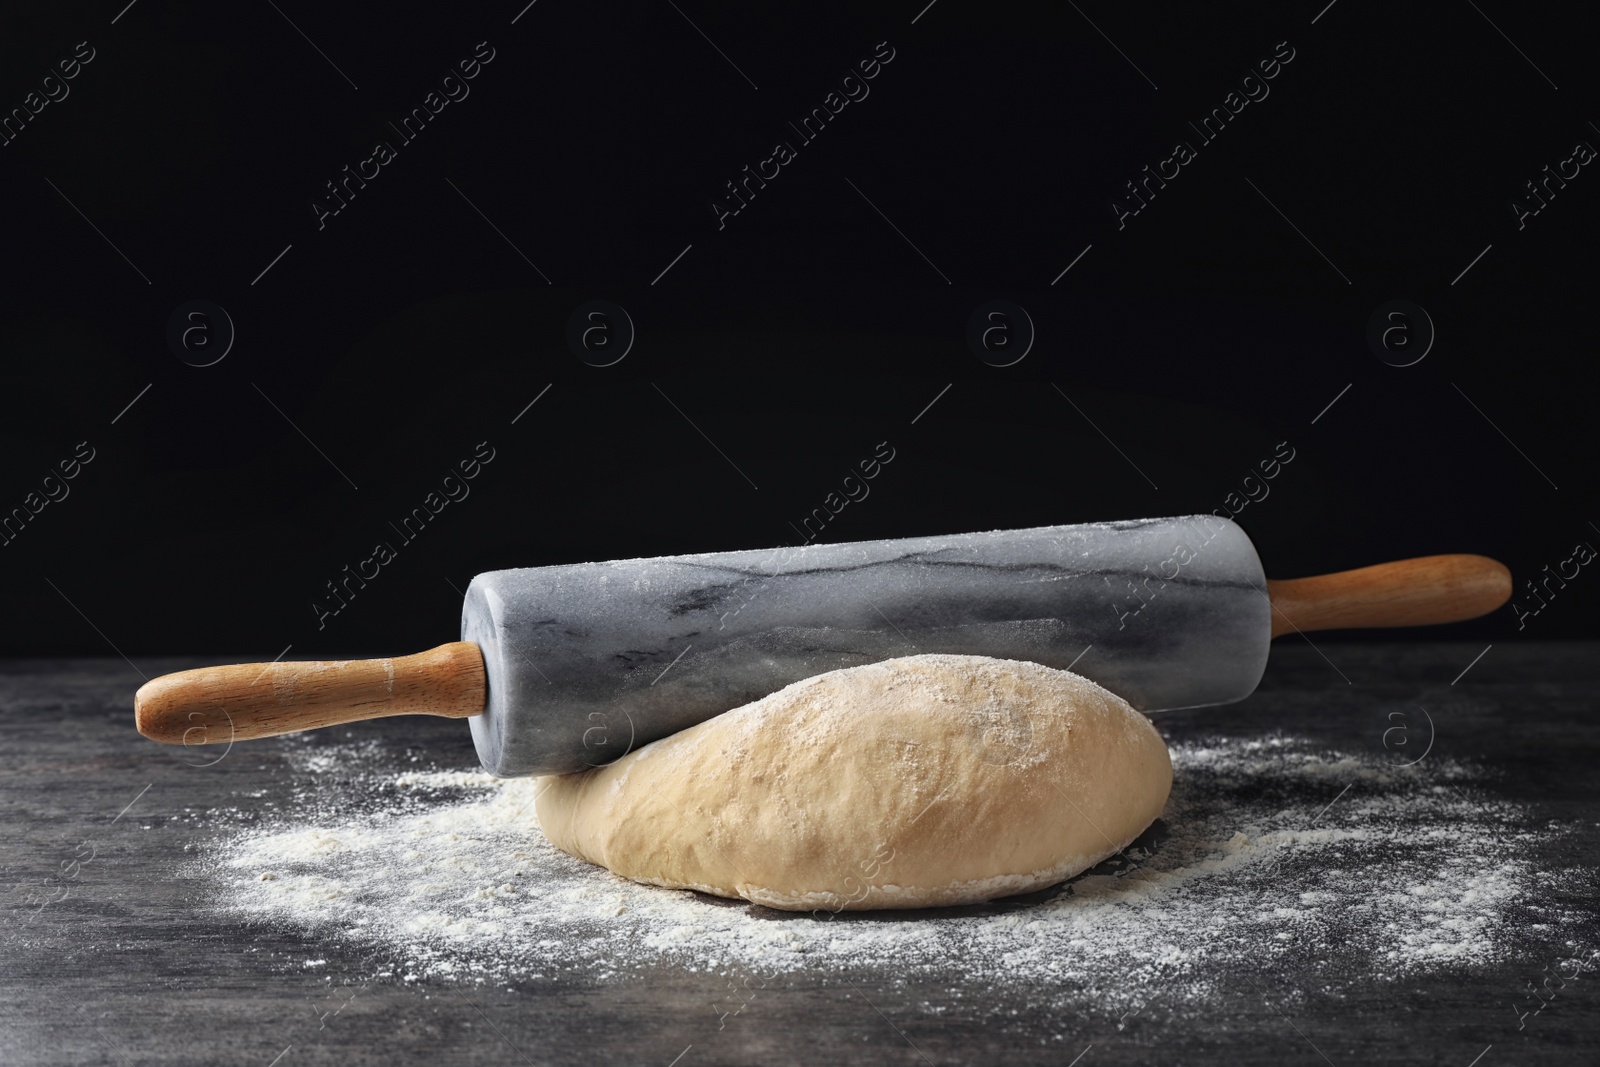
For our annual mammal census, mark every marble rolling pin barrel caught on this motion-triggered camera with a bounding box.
[134,515,1512,776]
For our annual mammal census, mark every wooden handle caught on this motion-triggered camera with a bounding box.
[1266,555,1511,638]
[134,642,486,745]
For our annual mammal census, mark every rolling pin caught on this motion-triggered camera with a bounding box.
[134,515,1511,776]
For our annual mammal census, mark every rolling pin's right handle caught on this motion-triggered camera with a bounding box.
[1266,555,1512,638]
[134,642,486,746]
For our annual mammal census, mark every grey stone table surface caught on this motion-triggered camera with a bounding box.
[3,642,1598,1066]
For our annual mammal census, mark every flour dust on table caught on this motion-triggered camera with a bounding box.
[192,732,1589,1013]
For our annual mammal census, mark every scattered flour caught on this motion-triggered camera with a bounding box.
[193,733,1583,1006]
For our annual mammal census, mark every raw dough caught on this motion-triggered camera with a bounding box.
[535,654,1171,911]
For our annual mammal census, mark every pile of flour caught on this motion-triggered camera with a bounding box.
[192,732,1585,1006]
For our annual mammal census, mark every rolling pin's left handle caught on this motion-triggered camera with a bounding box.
[134,642,486,745]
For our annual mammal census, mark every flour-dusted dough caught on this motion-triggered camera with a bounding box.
[534,654,1171,911]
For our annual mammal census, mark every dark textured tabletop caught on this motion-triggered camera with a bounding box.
[4,641,1598,1066]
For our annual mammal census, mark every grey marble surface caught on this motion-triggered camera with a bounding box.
[3,641,1599,1066]
[463,516,1270,775]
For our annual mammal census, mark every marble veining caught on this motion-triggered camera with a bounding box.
[462,516,1271,776]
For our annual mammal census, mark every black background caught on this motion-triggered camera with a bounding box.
[1,0,1595,660]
